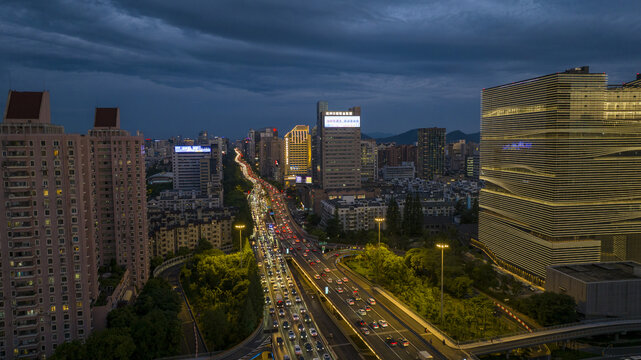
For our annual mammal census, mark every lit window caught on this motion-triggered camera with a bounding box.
[50,306,56,312]
[43,190,48,196]
[53,150,59,157]
[62,305,69,311]
[56,189,62,196]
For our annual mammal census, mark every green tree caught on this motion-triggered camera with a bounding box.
[385,197,401,236]
[325,211,342,240]
[85,328,136,360]
[196,238,214,253]
[518,292,578,326]
[50,340,86,360]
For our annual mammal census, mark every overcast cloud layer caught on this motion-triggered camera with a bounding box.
[1,0,640,139]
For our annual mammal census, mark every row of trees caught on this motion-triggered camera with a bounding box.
[223,150,254,247]
[386,194,423,237]
[51,278,182,360]
[181,246,264,350]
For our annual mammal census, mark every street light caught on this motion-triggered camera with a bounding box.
[436,243,449,324]
[235,224,245,266]
[374,217,385,246]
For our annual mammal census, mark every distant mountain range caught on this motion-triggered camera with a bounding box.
[362,129,480,144]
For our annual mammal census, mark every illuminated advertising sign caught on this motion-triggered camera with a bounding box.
[502,141,532,151]
[296,176,302,183]
[324,115,360,128]
[305,177,312,184]
[174,146,211,153]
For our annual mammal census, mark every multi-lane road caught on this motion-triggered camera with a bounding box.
[238,150,334,360]
[236,148,472,360]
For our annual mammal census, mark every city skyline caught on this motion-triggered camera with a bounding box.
[2,1,641,139]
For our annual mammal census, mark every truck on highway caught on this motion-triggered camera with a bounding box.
[417,350,433,360]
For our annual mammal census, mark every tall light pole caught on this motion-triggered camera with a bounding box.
[235,224,245,266]
[374,217,385,246]
[436,243,449,324]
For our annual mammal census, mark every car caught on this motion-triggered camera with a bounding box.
[343,277,349,283]
[323,354,331,360]
[305,342,313,352]
[356,319,366,327]
[269,307,275,315]
[385,336,397,347]
[296,296,302,303]
[263,287,269,293]
[310,328,318,337]
[379,319,389,328]
[360,326,370,335]
[283,321,290,329]
[327,278,333,283]
[324,268,331,273]
[292,313,300,321]
[352,287,359,294]
[309,261,316,266]
[346,298,355,306]
[265,296,271,304]
[288,330,296,340]
[279,309,285,317]
[370,321,379,329]
[300,330,307,340]
[367,297,376,305]
[314,274,321,280]
[285,300,292,306]
[273,320,279,328]
[316,340,325,351]
[294,345,302,355]
[364,305,372,312]
[358,308,367,316]
[300,308,307,314]
[277,337,284,346]
[400,338,410,347]
[283,289,289,295]
[320,272,327,277]
[336,279,342,285]
[297,324,304,332]
[284,355,290,360]
[304,314,312,323]
[336,287,344,294]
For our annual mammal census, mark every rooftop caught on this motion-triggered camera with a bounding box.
[550,261,641,283]
[94,107,120,128]
[5,91,43,120]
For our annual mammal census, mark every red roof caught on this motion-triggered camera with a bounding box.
[5,91,43,119]
[94,108,119,127]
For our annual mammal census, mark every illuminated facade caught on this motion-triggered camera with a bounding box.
[480,67,641,281]
[417,127,445,180]
[172,145,211,191]
[282,125,311,187]
[360,139,378,182]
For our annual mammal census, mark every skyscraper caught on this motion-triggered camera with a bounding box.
[256,127,281,180]
[480,67,641,281]
[312,101,328,185]
[172,145,212,191]
[89,108,149,288]
[320,106,362,190]
[360,139,378,182]
[282,125,311,187]
[417,127,445,180]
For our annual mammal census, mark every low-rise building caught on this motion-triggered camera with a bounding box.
[149,208,234,257]
[546,261,641,318]
[381,162,415,180]
[320,196,386,232]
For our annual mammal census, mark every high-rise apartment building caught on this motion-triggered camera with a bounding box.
[320,106,362,190]
[360,139,378,182]
[89,108,149,288]
[256,128,281,180]
[417,127,445,180]
[282,125,311,187]
[0,91,148,358]
[480,67,641,281]
[312,101,328,184]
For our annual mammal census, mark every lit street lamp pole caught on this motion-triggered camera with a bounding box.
[374,217,385,246]
[436,243,449,324]
[235,224,245,266]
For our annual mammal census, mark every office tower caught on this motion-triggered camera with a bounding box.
[360,139,378,182]
[480,66,641,281]
[282,125,311,187]
[320,106,362,190]
[417,127,445,180]
[312,101,328,185]
[197,130,209,145]
[172,145,212,191]
[377,144,417,168]
[89,108,149,288]
[256,128,281,180]
[0,91,98,358]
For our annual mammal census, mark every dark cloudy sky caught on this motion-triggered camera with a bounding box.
[1,1,640,139]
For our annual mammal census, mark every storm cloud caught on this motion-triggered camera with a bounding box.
[1,0,640,139]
